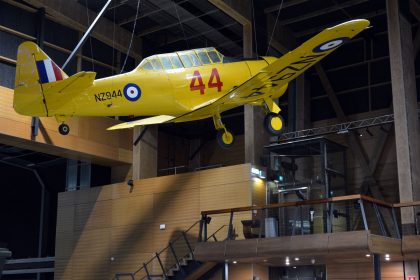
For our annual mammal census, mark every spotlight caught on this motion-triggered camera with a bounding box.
[366,254,371,257]
[233,260,237,264]
[294,257,300,261]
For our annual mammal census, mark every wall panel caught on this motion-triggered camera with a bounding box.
[55,163,253,280]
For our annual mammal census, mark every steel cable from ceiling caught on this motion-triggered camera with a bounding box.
[266,0,284,56]
[84,0,95,71]
[173,0,190,49]
[121,0,142,73]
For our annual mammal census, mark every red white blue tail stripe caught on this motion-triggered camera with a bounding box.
[36,59,63,84]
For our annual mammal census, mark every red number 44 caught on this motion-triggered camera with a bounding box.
[190,68,223,95]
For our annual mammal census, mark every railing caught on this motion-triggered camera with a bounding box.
[198,194,420,242]
[114,221,226,280]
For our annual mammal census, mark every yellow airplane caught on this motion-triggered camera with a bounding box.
[13,19,369,148]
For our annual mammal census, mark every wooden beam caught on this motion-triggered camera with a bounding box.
[21,0,142,60]
[208,0,252,57]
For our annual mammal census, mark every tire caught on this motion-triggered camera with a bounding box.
[264,113,284,135]
[216,129,235,149]
[58,123,70,135]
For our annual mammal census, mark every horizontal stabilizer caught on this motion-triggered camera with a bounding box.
[43,71,96,95]
[107,115,176,130]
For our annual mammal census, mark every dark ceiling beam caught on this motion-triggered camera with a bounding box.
[20,0,142,59]
[138,9,220,37]
[158,22,238,47]
[118,0,190,26]
[264,0,309,14]
[294,9,385,37]
[279,0,369,26]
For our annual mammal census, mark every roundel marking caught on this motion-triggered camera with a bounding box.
[123,83,141,102]
[313,37,349,53]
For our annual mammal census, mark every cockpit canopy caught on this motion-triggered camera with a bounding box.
[137,47,224,71]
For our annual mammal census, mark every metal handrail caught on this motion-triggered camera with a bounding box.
[115,219,201,280]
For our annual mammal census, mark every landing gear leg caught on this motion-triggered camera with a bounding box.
[213,114,235,149]
[55,115,70,135]
[262,98,284,135]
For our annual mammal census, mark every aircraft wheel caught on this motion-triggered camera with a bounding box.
[264,113,284,135]
[216,129,235,149]
[58,123,70,135]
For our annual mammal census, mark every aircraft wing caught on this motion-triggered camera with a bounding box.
[108,115,176,130]
[171,19,370,123]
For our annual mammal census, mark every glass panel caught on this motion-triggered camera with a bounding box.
[189,53,201,66]
[208,51,221,63]
[142,61,153,70]
[150,59,163,70]
[160,56,173,70]
[197,51,211,64]
[179,54,193,68]
[168,54,183,69]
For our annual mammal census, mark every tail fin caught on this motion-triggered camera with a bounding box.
[14,41,68,116]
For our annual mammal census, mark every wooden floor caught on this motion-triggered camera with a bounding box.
[0,86,132,166]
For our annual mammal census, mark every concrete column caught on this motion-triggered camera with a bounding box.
[244,105,270,165]
[387,0,420,232]
[387,1,420,277]
[132,126,158,179]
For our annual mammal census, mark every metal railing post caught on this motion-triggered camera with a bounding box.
[228,211,234,240]
[155,252,168,279]
[198,218,204,242]
[182,231,195,260]
[169,242,184,275]
[359,199,369,230]
[143,263,151,280]
[203,215,208,241]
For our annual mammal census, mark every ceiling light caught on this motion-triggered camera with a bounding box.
[385,254,390,258]
[294,257,300,261]
[233,260,237,264]
[311,258,315,264]
[293,266,297,269]
[366,254,371,257]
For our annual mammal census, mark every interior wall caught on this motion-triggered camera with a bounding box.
[55,164,254,280]
[327,261,404,279]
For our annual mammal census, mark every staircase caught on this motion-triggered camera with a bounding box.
[114,221,225,280]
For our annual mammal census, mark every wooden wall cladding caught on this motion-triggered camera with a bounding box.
[0,86,132,165]
[55,163,253,280]
[327,261,404,279]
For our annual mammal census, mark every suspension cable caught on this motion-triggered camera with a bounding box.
[266,0,284,56]
[121,0,141,73]
[173,1,189,49]
[251,0,258,58]
[84,0,95,71]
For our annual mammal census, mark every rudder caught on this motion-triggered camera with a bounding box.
[14,41,68,116]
